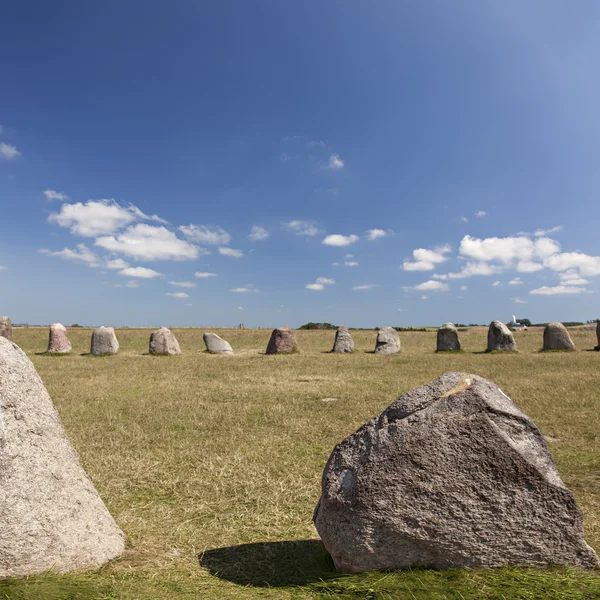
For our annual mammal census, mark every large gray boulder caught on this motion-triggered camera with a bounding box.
[0,336,125,577]
[149,327,181,355]
[90,326,119,355]
[487,320,517,352]
[0,316,12,341]
[543,322,575,351]
[266,327,297,354]
[332,326,354,353]
[203,332,233,355]
[436,322,460,351]
[47,323,72,354]
[313,372,598,572]
[374,327,400,354]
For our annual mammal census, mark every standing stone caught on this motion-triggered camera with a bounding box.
[266,327,297,354]
[46,323,72,354]
[313,372,598,572]
[332,326,354,353]
[436,322,461,352]
[487,320,517,352]
[0,336,125,577]
[90,326,119,355]
[149,327,181,355]
[0,316,12,341]
[543,322,575,351]
[596,319,600,349]
[203,332,233,355]
[374,327,400,354]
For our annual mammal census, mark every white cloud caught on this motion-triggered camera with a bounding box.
[459,216,469,223]
[195,271,217,278]
[0,142,20,159]
[169,281,196,288]
[249,226,269,241]
[459,234,560,264]
[237,306,244,310]
[322,234,359,247]
[49,199,166,237]
[96,224,199,261]
[352,284,377,291]
[306,283,325,291]
[407,280,449,292]
[333,261,358,267]
[179,224,231,245]
[316,277,335,285]
[403,245,451,271]
[43,189,68,201]
[559,270,590,286]
[493,281,501,287]
[512,297,527,304]
[516,261,544,272]
[475,211,487,218]
[530,285,588,295]
[328,154,344,169]
[545,252,600,277]
[508,277,523,285]
[218,247,244,258]
[167,292,189,298]
[366,229,387,241]
[534,226,563,237]
[460,285,468,291]
[105,258,129,269]
[434,262,502,280]
[283,220,321,236]
[39,244,101,267]
[231,286,259,293]
[118,266,161,278]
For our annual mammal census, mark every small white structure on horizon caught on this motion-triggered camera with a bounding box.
[509,315,527,330]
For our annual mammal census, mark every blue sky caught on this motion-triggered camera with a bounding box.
[1,1,600,327]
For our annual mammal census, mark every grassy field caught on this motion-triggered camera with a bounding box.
[1,326,599,600]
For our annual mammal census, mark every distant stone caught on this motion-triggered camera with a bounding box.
[266,327,297,354]
[46,323,72,354]
[313,372,598,572]
[0,336,125,577]
[374,327,400,354]
[90,326,119,355]
[203,332,233,355]
[487,320,517,352]
[596,319,600,349]
[543,322,575,351]
[437,322,461,351]
[0,316,12,341]
[332,326,354,353]
[149,327,181,355]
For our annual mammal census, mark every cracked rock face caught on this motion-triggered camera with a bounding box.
[374,327,400,354]
[487,320,517,352]
[91,327,119,355]
[543,322,575,351]
[203,332,233,355]
[47,323,72,354]
[266,327,297,354]
[313,372,598,572]
[0,337,125,577]
[437,322,461,351]
[332,327,354,353]
[149,327,181,355]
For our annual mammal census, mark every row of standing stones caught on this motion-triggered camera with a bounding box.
[0,335,598,577]
[0,317,597,355]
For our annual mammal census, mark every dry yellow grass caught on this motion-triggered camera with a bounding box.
[1,326,599,599]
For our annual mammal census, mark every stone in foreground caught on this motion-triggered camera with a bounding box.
[149,327,181,355]
[0,316,12,341]
[266,327,297,354]
[0,337,125,577]
[437,322,460,351]
[487,320,517,352]
[47,323,72,354]
[91,326,119,355]
[543,322,575,351]
[203,332,233,355]
[332,326,354,353]
[314,372,598,572]
[374,326,400,354]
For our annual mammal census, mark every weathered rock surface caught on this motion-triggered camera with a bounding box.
[332,326,354,353]
[437,322,460,351]
[543,322,575,351]
[149,327,181,355]
[0,317,12,341]
[313,372,598,572]
[46,323,72,354]
[90,326,119,355]
[203,332,233,355]
[487,320,517,352]
[374,327,400,354]
[266,327,297,354]
[0,336,125,577]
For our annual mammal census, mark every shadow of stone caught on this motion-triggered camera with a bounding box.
[198,539,340,587]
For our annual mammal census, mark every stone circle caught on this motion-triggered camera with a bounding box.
[437,322,461,351]
[331,326,354,353]
[266,327,297,354]
[374,326,400,354]
[543,322,575,351]
[487,320,517,352]
[203,332,233,355]
[149,327,181,355]
[91,326,119,355]
[46,323,72,354]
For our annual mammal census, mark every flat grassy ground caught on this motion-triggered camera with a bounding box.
[1,326,599,600]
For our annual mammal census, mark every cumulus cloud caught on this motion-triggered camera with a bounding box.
[559,270,590,286]
[352,284,377,291]
[167,292,189,298]
[493,281,501,287]
[43,189,68,201]
[434,262,502,280]
[96,224,200,261]
[403,245,451,271]
[366,229,387,241]
[169,281,196,288]
[545,252,600,277]
[459,234,560,264]
[0,142,20,159]
[328,154,344,169]
[118,266,161,278]
[39,244,101,267]
[508,277,523,285]
[516,261,544,272]
[405,280,449,292]
[306,283,325,291]
[249,226,269,241]
[231,286,259,293]
[283,220,321,236]
[530,286,588,295]
[195,271,217,278]
[219,247,244,258]
[105,258,130,269]
[534,226,563,237]
[49,199,166,237]
[475,211,487,217]
[322,234,359,247]
[179,224,231,245]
